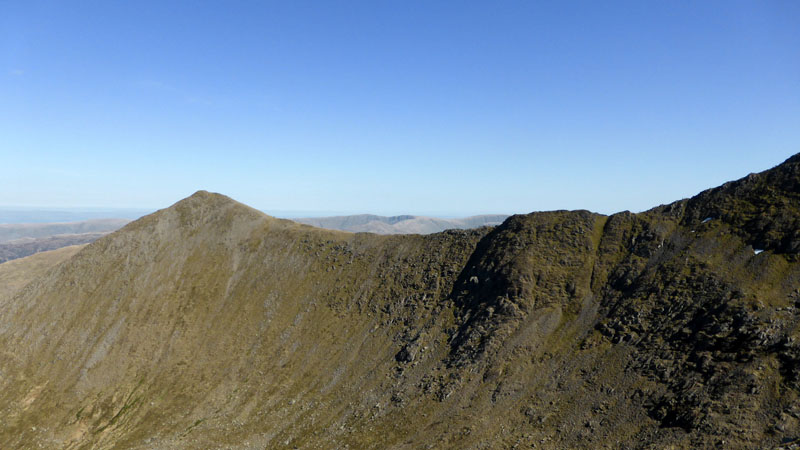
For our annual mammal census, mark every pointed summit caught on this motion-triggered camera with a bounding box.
[124,190,274,237]
[171,190,264,217]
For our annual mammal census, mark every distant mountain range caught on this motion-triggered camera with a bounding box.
[0,233,108,264]
[0,209,149,224]
[0,214,507,265]
[0,219,130,263]
[293,214,509,234]
[0,218,130,243]
[0,213,507,240]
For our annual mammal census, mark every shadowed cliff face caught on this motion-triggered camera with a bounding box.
[1,156,800,449]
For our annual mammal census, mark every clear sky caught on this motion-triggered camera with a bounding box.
[2,1,799,216]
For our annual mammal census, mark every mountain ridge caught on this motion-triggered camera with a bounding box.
[1,156,800,448]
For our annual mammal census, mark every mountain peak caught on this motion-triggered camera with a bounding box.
[177,190,243,208]
[187,189,215,199]
[169,190,270,222]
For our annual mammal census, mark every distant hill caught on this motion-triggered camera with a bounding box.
[0,209,149,224]
[0,219,129,243]
[0,233,108,264]
[293,214,509,234]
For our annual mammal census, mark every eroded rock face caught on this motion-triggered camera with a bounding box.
[448,210,603,365]
[1,155,800,449]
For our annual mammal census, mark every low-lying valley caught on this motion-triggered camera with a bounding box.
[1,155,800,448]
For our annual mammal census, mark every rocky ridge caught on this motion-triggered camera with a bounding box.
[1,155,800,448]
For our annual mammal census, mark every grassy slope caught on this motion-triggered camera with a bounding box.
[0,155,799,449]
[0,244,86,302]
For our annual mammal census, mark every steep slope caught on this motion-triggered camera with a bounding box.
[0,192,490,449]
[0,245,86,302]
[1,155,800,449]
[293,214,508,234]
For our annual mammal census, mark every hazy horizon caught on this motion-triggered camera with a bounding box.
[0,203,509,224]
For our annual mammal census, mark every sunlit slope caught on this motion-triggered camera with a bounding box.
[0,191,488,449]
[1,154,800,449]
[0,244,86,302]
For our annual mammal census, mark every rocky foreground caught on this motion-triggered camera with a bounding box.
[1,155,799,449]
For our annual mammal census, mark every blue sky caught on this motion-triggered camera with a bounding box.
[1,1,799,216]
